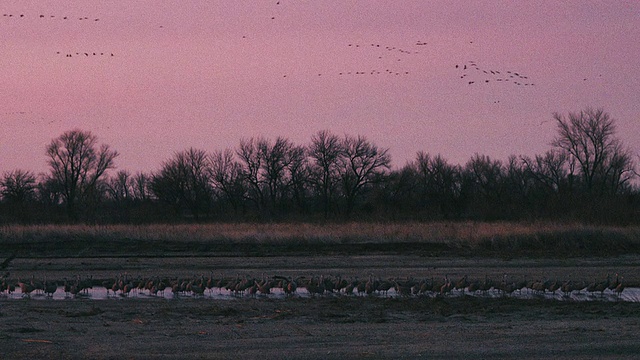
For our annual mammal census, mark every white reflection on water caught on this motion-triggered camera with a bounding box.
[1,286,639,302]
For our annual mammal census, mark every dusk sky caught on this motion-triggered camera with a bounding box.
[1,1,639,175]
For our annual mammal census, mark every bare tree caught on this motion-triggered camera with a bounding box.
[131,172,152,201]
[0,169,37,203]
[464,153,504,198]
[106,170,132,202]
[259,136,295,211]
[413,152,461,218]
[236,136,300,215]
[0,169,37,223]
[552,108,635,195]
[151,148,212,220]
[286,144,310,213]
[340,134,391,216]
[236,137,265,211]
[307,130,344,218]
[210,148,246,215]
[46,129,118,221]
[522,149,570,194]
[462,154,506,219]
[36,174,64,207]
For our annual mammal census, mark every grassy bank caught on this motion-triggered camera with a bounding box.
[1,221,639,258]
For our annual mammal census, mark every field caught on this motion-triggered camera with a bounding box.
[2,222,640,358]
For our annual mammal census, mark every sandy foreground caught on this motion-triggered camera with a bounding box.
[2,296,640,359]
[2,255,640,359]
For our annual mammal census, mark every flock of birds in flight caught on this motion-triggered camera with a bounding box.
[456,61,535,87]
[0,4,545,120]
[0,3,612,93]
[1,6,540,87]
[1,12,116,58]
[299,42,422,78]
[5,1,598,123]
[2,13,99,21]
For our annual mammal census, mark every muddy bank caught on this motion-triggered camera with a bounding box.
[6,255,640,285]
[1,297,640,359]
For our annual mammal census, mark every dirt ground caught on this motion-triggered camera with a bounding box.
[2,255,640,359]
[2,296,640,359]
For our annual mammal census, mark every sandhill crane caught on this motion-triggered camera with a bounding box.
[394,277,415,297]
[560,279,574,298]
[307,276,326,297]
[377,278,394,297]
[608,273,621,292]
[479,275,494,295]
[531,279,547,295]
[454,275,468,292]
[343,279,356,296]
[156,279,168,296]
[440,275,453,296]
[18,280,35,297]
[79,275,93,295]
[587,275,610,297]
[355,277,366,296]
[547,278,561,294]
[3,279,15,295]
[365,275,376,295]
[332,276,348,294]
[190,280,205,296]
[614,277,625,300]
[466,278,481,295]
[205,272,216,295]
[63,277,72,297]
[102,279,116,297]
[121,280,134,297]
[285,277,298,296]
[416,279,431,296]
[256,278,272,295]
[171,278,182,296]
[44,277,58,297]
[499,274,515,297]
[30,276,44,295]
[428,276,443,293]
[234,276,254,296]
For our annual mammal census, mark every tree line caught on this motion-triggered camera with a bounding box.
[1,108,638,224]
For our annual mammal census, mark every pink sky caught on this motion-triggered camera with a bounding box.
[1,1,639,175]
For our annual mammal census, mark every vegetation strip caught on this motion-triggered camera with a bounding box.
[2,222,640,258]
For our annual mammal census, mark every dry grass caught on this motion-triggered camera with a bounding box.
[1,221,639,247]
[0,221,542,244]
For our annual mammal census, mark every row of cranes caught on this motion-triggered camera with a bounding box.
[1,272,626,300]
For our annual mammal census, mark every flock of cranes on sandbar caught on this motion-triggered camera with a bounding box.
[0,272,628,301]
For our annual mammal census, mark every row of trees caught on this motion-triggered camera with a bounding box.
[1,108,638,224]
